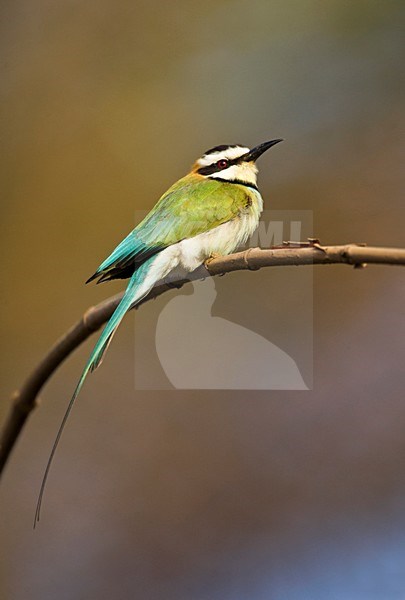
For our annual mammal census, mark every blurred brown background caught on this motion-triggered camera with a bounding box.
[1,1,404,598]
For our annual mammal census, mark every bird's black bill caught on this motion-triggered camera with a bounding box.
[242,139,283,162]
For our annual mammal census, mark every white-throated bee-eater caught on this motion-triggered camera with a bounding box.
[35,139,282,524]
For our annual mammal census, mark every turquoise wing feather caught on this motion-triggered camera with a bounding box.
[88,174,251,283]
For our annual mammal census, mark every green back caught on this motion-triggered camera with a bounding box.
[90,174,252,282]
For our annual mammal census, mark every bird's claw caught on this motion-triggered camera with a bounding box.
[204,253,222,268]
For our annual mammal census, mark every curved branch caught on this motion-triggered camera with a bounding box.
[1,242,404,475]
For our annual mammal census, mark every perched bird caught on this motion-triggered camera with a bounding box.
[34,139,282,524]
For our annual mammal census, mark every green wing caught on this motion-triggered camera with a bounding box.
[87,174,251,283]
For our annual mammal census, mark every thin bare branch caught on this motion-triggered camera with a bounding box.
[1,242,404,475]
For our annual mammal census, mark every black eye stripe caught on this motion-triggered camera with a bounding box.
[197,155,243,176]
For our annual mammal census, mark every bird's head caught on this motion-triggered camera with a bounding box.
[192,139,282,187]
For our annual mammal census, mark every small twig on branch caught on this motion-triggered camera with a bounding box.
[1,242,404,476]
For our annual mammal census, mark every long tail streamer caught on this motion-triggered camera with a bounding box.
[34,259,156,527]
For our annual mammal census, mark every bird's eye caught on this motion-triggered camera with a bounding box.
[216,159,229,169]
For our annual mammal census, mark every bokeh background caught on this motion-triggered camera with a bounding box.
[1,1,405,598]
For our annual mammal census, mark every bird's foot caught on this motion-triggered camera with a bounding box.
[204,253,222,268]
